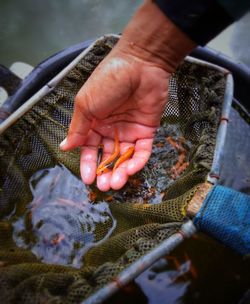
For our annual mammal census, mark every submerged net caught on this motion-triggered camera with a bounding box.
[0,36,226,303]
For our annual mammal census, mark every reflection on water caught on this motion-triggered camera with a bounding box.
[8,109,250,302]
[133,234,250,304]
[12,122,186,268]
[1,1,250,303]
[13,165,116,268]
[136,258,190,304]
[0,0,141,66]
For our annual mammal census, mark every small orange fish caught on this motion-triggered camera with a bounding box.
[184,252,198,279]
[166,136,180,150]
[113,146,134,170]
[51,234,65,245]
[96,129,120,175]
[88,191,97,202]
[97,144,104,167]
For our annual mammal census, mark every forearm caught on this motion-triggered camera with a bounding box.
[114,1,196,72]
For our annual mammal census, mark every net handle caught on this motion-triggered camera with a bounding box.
[83,220,196,304]
[0,34,121,135]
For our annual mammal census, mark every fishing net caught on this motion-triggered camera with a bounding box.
[0,35,228,303]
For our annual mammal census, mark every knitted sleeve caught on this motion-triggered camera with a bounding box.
[154,0,249,45]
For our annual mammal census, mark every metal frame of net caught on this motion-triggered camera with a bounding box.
[0,35,233,304]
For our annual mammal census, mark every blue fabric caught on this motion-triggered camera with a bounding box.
[194,185,250,255]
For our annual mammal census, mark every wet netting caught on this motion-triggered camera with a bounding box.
[0,36,226,303]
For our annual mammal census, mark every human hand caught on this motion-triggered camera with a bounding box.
[60,1,196,191]
[60,48,171,191]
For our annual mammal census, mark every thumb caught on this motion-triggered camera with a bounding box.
[60,94,92,151]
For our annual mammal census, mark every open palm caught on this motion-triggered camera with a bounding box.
[60,51,171,191]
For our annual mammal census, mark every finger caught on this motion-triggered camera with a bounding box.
[106,143,133,190]
[111,165,129,190]
[100,137,118,154]
[60,93,92,151]
[95,137,117,191]
[111,142,134,172]
[80,147,98,185]
[80,131,101,185]
[97,171,112,192]
[119,142,135,153]
[126,138,153,176]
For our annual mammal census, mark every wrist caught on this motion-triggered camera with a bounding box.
[115,1,196,72]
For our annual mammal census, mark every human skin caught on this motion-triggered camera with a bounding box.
[60,0,196,192]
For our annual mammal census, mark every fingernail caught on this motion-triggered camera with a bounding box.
[59,137,67,148]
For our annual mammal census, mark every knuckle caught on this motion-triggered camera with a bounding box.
[74,93,84,108]
[74,90,94,121]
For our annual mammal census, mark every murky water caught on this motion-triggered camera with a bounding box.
[1,1,250,69]
[9,114,250,303]
[0,0,141,67]
[129,108,250,304]
[11,122,186,267]
[1,1,250,303]
[13,165,116,268]
[130,108,250,304]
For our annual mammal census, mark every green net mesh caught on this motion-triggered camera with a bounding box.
[0,36,226,303]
